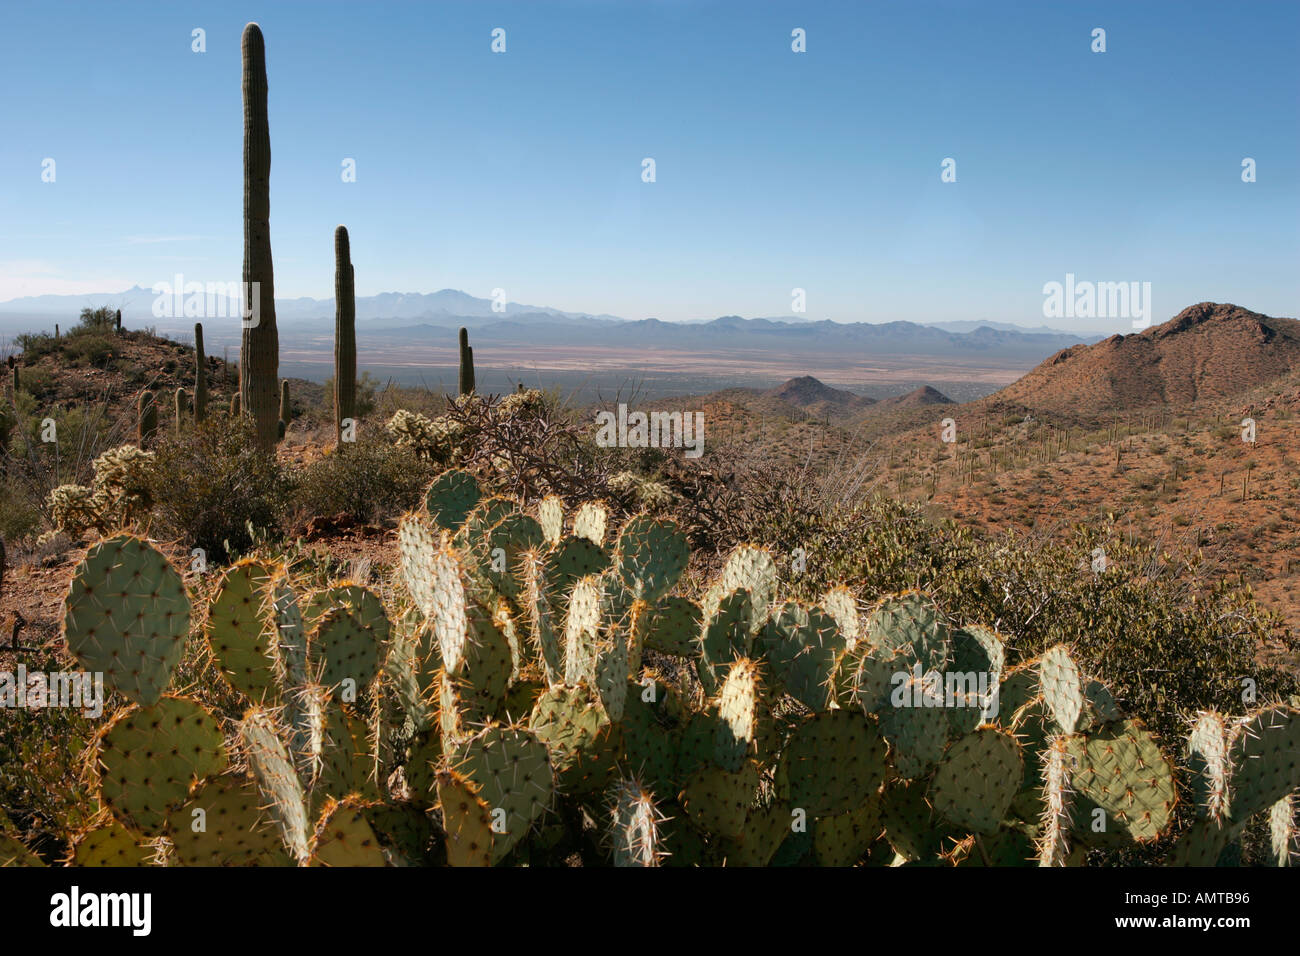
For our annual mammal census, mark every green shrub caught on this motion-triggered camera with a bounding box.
[291,430,433,523]
[13,332,59,361]
[149,417,290,561]
[62,332,118,368]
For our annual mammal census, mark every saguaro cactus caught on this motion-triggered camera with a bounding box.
[194,322,208,423]
[239,22,280,452]
[230,393,241,417]
[114,310,121,332]
[174,387,188,435]
[279,379,291,437]
[333,225,355,445]
[138,391,158,445]
[458,327,475,396]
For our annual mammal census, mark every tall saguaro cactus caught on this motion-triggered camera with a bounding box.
[240,22,280,452]
[138,391,158,446]
[333,225,356,445]
[279,379,291,439]
[194,322,208,423]
[458,327,475,396]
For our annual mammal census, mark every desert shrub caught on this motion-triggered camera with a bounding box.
[14,332,60,361]
[0,480,40,541]
[0,648,98,861]
[292,431,433,523]
[62,332,118,368]
[149,417,290,561]
[385,389,612,503]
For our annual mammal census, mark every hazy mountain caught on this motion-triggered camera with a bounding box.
[765,376,876,415]
[877,385,954,408]
[0,288,1095,368]
[923,319,1091,336]
[0,286,625,325]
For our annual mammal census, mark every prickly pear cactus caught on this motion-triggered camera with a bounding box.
[64,534,191,706]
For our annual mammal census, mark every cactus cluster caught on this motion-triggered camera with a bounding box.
[8,465,1295,867]
[48,445,156,535]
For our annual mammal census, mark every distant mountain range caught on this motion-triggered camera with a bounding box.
[0,286,622,324]
[0,286,1098,337]
[0,287,1107,379]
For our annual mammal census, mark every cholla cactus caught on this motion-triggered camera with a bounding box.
[608,470,678,510]
[385,409,464,463]
[48,445,156,534]
[498,387,544,417]
[48,484,102,535]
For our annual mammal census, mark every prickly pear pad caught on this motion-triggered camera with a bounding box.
[425,468,481,530]
[608,778,665,867]
[1225,702,1300,823]
[929,727,1024,835]
[776,710,888,817]
[865,591,951,673]
[1067,718,1175,843]
[614,515,689,603]
[679,761,759,841]
[1186,710,1230,821]
[312,584,390,700]
[240,708,311,863]
[644,595,701,657]
[437,769,493,867]
[206,559,278,703]
[454,726,554,863]
[309,797,387,867]
[536,495,564,545]
[96,695,227,834]
[572,500,609,545]
[69,818,152,867]
[530,683,618,794]
[1037,645,1083,734]
[759,602,845,712]
[167,775,290,866]
[64,533,191,705]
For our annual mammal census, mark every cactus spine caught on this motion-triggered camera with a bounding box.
[194,322,208,423]
[458,327,475,396]
[333,225,355,445]
[239,22,280,452]
[138,390,158,445]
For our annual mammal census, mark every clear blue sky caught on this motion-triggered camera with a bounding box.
[1,0,1296,329]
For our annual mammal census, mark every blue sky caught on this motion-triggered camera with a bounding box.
[1,0,1296,329]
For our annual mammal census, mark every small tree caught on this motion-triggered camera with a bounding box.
[77,307,117,331]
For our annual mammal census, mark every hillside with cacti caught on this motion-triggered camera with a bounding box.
[1,20,1299,871]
